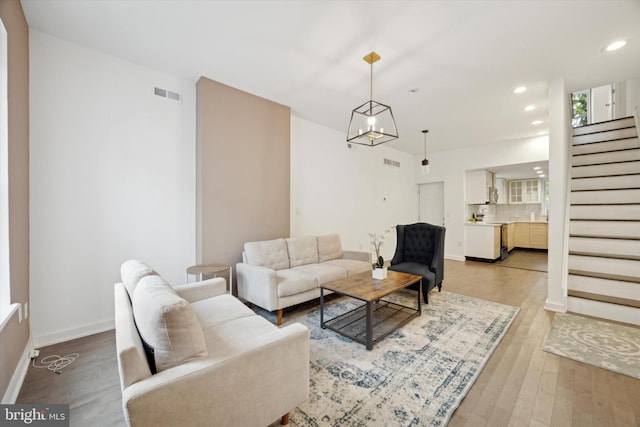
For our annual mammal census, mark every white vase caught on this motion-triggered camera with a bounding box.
[372,267,387,280]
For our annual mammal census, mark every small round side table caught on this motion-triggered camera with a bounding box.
[186,263,232,294]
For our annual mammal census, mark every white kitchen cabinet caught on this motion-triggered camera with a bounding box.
[466,170,495,204]
[509,179,541,204]
[495,178,507,204]
[464,224,501,260]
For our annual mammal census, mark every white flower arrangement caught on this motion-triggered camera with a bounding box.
[368,227,395,269]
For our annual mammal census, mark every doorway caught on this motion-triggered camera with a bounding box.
[419,182,444,226]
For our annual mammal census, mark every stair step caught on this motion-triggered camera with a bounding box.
[568,290,640,309]
[569,236,640,260]
[568,274,640,302]
[572,137,639,155]
[573,117,636,136]
[573,127,637,145]
[572,161,640,178]
[570,220,640,239]
[569,254,640,283]
[571,174,640,191]
[570,204,640,220]
[572,149,640,166]
[567,296,640,326]
[571,189,640,205]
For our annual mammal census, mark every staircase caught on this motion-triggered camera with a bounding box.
[567,116,640,325]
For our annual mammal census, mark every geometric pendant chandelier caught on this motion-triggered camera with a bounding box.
[347,51,399,146]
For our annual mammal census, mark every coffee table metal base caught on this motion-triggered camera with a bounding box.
[320,288,421,350]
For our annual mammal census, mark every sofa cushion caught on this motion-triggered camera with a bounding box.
[132,275,208,372]
[286,236,319,267]
[293,263,347,286]
[322,259,371,276]
[317,234,343,262]
[244,238,290,270]
[202,315,280,360]
[276,269,317,298]
[191,294,255,331]
[121,260,156,298]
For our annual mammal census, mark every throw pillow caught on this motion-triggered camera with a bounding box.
[132,275,208,372]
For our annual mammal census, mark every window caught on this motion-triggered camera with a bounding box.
[0,18,10,316]
[571,90,589,128]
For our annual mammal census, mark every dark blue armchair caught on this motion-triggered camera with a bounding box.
[388,222,446,303]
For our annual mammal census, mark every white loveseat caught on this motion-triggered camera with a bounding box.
[236,234,371,325]
[114,260,310,427]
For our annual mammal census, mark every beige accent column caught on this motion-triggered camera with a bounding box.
[196,77,290,294]
[0,0,30,402]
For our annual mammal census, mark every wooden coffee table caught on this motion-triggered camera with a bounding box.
[320,270,422,350]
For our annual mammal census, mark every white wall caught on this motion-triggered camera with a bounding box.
[416,136,549,260]
[546,78,571,312]
[291,116,418,261]
[29,31,196,346]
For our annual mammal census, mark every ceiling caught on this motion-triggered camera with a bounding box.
[21,0,640,156]
[489,161,548,181]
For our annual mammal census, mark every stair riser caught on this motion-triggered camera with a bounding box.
[572,137,639,155]
[569,237,640,259]
[570,220,640,239]
[568,274,640,301]
[572,149,640,166]
[571,174,640,191]
[573,127,637,145]
[567,297,640,326]
[569,254,640,279]
[572,161,640,178]
[570,205,640,220]
[571,189,640,205]
[573,117,637,136]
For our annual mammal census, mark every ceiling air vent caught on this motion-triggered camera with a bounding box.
[154,87,182,104]
[383,158,401,168]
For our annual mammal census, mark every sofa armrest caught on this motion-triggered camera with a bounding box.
[122,323,310,427]
[342,250,371,264]
[236,263,279,311]
[173,278,227,303]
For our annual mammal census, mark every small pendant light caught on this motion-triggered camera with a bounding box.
[421,129,430,175]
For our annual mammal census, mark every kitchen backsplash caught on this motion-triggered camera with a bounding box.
[468,203,548,222]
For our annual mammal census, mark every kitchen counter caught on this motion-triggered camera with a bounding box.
[468,220,548,225]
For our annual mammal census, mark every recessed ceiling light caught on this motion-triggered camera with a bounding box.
[531,120,543,125]
[537,131,547,135]
[524,105,535,111]
[536,170,543,174]
[514,86,527,94]
[539,174,546,178]
[605,40,627,52]
[533,166,541,170]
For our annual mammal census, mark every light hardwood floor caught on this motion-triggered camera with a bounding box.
[16,259,640,426]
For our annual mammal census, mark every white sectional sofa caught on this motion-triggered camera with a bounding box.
[114,260,310,426]
[236,234,371,325]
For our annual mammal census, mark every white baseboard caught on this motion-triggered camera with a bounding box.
[33,319,114,348]
[1,341,30,404]
[445,254,465,262]
[544,299,567,313]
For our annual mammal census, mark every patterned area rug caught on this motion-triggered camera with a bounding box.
[258,290,519,427]
[543,313,640,379]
